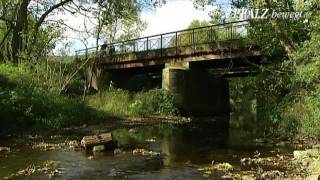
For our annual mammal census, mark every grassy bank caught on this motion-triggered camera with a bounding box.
[0,63,179,134]
[0,63,101,133]
[86,88,178,117]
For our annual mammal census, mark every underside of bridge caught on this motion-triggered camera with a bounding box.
[100,53,263,119]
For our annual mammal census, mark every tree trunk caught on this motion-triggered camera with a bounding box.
[81,133,115,150]
[11,0,30,63]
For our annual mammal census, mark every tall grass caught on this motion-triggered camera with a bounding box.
[87,88,179,117]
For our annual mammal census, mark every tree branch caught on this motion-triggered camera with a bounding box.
[0,27,12,48]
[35,0,73,30]
[264,0,297,54]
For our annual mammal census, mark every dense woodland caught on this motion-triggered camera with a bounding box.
[0,0,319,139]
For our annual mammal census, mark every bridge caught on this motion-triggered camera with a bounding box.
[76,20,264,117]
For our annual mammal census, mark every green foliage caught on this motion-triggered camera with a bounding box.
[87,89,132,117]
[187,20,210,29]
[94,0,148,46]
[134,89,179,116]
[172,19,245,50]
[274,6,320,136]
[0,0,158,62]
[0,63,100,133]
[236,0,320,137]
[278,88,320,136]
[87,88,178,117]
[229,77,258,131]
[0,58,84,95]
[0,0,64,62]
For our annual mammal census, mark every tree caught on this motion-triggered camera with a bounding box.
[95,0,147,48]
[0,0,164,63]
[208,5,226,24]
[227,0,318,135]
[276,0,320,136]
[0,0,75,63]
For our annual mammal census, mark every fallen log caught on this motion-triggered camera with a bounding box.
[81,132,116,150]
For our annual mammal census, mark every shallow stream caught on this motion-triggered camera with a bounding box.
[0,118,295,179]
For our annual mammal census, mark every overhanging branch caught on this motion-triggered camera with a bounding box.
[35,0,73,30]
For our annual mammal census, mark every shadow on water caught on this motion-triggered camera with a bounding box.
[0,116,293,179]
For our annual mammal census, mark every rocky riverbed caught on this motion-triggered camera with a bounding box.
[0,122,319,179]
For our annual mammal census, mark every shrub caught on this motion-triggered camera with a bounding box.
[136,89,178,116]
[0,63,100,132]
[279,88,320,137]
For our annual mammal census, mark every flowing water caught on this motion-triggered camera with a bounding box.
[0,117,294,179]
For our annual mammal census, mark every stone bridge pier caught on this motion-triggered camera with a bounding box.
[162,62,230,117]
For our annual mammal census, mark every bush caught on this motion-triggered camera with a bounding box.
[279,88,320,137]
[0,63,100,132]
[135,89,178,116]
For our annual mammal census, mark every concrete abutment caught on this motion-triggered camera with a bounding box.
[162,63,230,117]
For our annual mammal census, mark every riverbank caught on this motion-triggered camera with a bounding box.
[202,146,320,179]
[0,63,179,136]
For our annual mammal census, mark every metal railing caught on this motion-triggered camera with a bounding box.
[75,20,249,61]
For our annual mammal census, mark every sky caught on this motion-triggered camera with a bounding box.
[54,0,216,55]
[141,0,215,36]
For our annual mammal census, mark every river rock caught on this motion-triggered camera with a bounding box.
[0,147,10,152]
[68,140,81,151]
[304,154,320,180]
[132,148,160,156]
[128,129,136,134]
[241,175,255,180]
[221,175,233,180]
[312,144,320,149]
[293,149,320,159]
[114,148,124,155]
[93,145,105,152]
[259,170,284,179]
[145,138,156,143]
[213,163,234,171]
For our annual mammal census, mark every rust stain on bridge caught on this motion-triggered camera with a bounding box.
[75,21,262,70]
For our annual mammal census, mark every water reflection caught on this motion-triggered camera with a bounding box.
[0,117,292,179]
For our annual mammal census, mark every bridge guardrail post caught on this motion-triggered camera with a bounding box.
[192,29,195,53]
[146,37,149,51]
[230,25,233,40]
[210,26,213,43]
[146,37,149,58]
[160,35,163,58]
[133,41,136,52]
[175,32,178,56]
